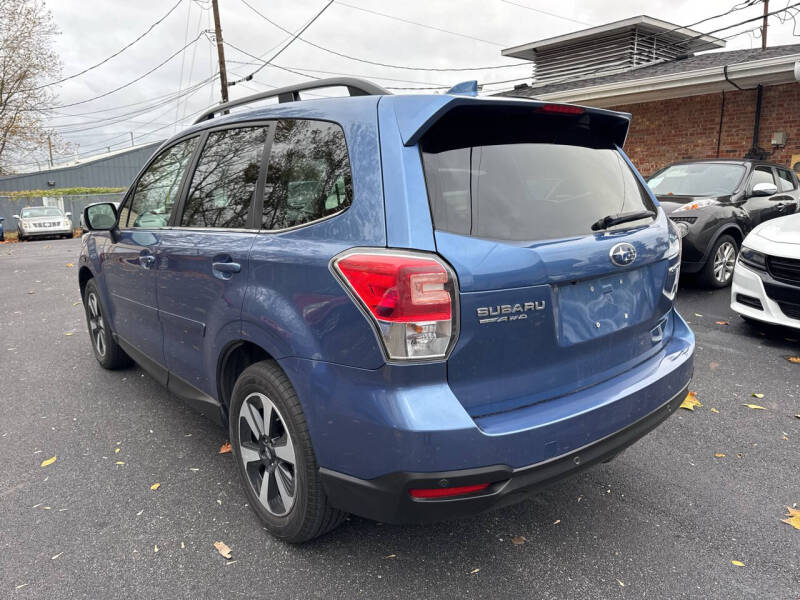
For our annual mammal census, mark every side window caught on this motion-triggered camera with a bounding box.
[776,168,796,192]
[750,166,775,189]
[120,138,197,229]
[262,119,353,230]
[181,126,268,228]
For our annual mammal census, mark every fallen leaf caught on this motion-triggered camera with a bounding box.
[617,579,625,587]
[214,541,232,559]
[181,541,185,549]
[553,519,561,525]
[709,361,720,370]
[787,356,800,364]
[680,391,702,411]
[737,453,743,459]
[115,461,125,465]
[711,407,720,414]
[714,453,726,458]
[715,320,729,326]
[752,393,765,399]
[742,404,767,410]
[384,554,396,559]
[65,263,74,267]
[72,301,80,306]
[694,313,703,317]
[469,568,480,574]
[114,448,120,454]
[51,552,63,560]
[781,507,800,531]
[27,290,35,294]
[154,545,159,553]
[40,455,57,467]
[219,442,232,454]
[511,536,526,545]
[15,584,29,590]
[150,482,160,491]
[731,560,744,567]
[64,332,73,336]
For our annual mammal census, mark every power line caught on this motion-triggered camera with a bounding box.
[37,33,207,111]
[332,1,507,47]
[28,0,186,91]
[222,40,450,88]
[228,1,335,86]
[497,0,591,25]
[238,0,530,72]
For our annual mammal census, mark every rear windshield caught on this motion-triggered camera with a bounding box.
[422,143,654,242]
[647,163,746,196]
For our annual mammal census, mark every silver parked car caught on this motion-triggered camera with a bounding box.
[14,206,73,241]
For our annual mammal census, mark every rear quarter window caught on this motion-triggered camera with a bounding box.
[261,119,352,230]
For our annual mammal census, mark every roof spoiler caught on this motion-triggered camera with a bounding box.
[390,95,631,148]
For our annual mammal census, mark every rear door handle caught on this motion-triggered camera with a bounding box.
[212,261,241,279]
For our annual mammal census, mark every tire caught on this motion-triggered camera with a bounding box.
[82,279,132,369]
[17,230,25,242]
[699,234,738,288]
[229,361,346,543]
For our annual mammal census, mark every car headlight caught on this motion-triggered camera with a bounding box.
[738,246,766,271]
[673,199,718,212]
[674,220,690,238]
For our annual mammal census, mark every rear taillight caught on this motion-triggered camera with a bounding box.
[409,483,490,499]
[332,249,458,361]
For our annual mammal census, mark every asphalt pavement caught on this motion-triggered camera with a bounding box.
[1,238,798,599]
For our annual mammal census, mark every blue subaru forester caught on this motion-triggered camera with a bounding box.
[79,77,694,543]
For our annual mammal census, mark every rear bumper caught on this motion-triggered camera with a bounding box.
[320,382,688,524]
[282,308,693,521]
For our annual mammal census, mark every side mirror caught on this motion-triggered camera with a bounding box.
[751,182,777,197]
[12,214,19,219]
[83,203,118,232]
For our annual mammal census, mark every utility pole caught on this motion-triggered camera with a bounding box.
[211,0,229,104]
[761,0,769,50]
[47,135,53,167]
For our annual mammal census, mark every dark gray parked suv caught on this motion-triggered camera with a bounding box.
[648,159,800,287]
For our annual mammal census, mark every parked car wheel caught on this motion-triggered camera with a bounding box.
[83,279,132,369]
[700,234,738,288]
[230,361,346,543]
[17,229,25,242]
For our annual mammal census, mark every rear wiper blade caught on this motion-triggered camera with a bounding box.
[591,210,655,231]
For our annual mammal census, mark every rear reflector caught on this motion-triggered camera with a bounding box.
[536,103,584,115]
[409,483,490,499]
[332,250,458,361]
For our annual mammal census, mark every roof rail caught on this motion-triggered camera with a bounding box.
[193,77,391,124]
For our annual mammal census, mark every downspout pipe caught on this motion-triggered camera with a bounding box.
[745,84,767,159]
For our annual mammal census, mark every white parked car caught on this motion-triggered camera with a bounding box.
[731,212,800,329]
[14,206,73,241]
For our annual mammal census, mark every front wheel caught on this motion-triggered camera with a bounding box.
[230,361,345,543]
[699,234,738,288]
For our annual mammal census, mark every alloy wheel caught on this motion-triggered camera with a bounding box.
[713,241,736,283]
[87,292,106,357]
[238,392,297,516]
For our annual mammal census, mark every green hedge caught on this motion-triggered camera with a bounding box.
[3,187,124,198]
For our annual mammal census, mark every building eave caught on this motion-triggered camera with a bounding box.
[532,54,800,107]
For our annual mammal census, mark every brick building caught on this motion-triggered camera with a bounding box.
[499,16,800,176]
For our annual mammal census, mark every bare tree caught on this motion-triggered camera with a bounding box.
[0,0,62,174]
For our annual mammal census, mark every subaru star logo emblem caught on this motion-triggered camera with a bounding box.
[610,242,637,267]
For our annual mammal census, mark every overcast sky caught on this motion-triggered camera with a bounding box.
[16,0,800,170]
